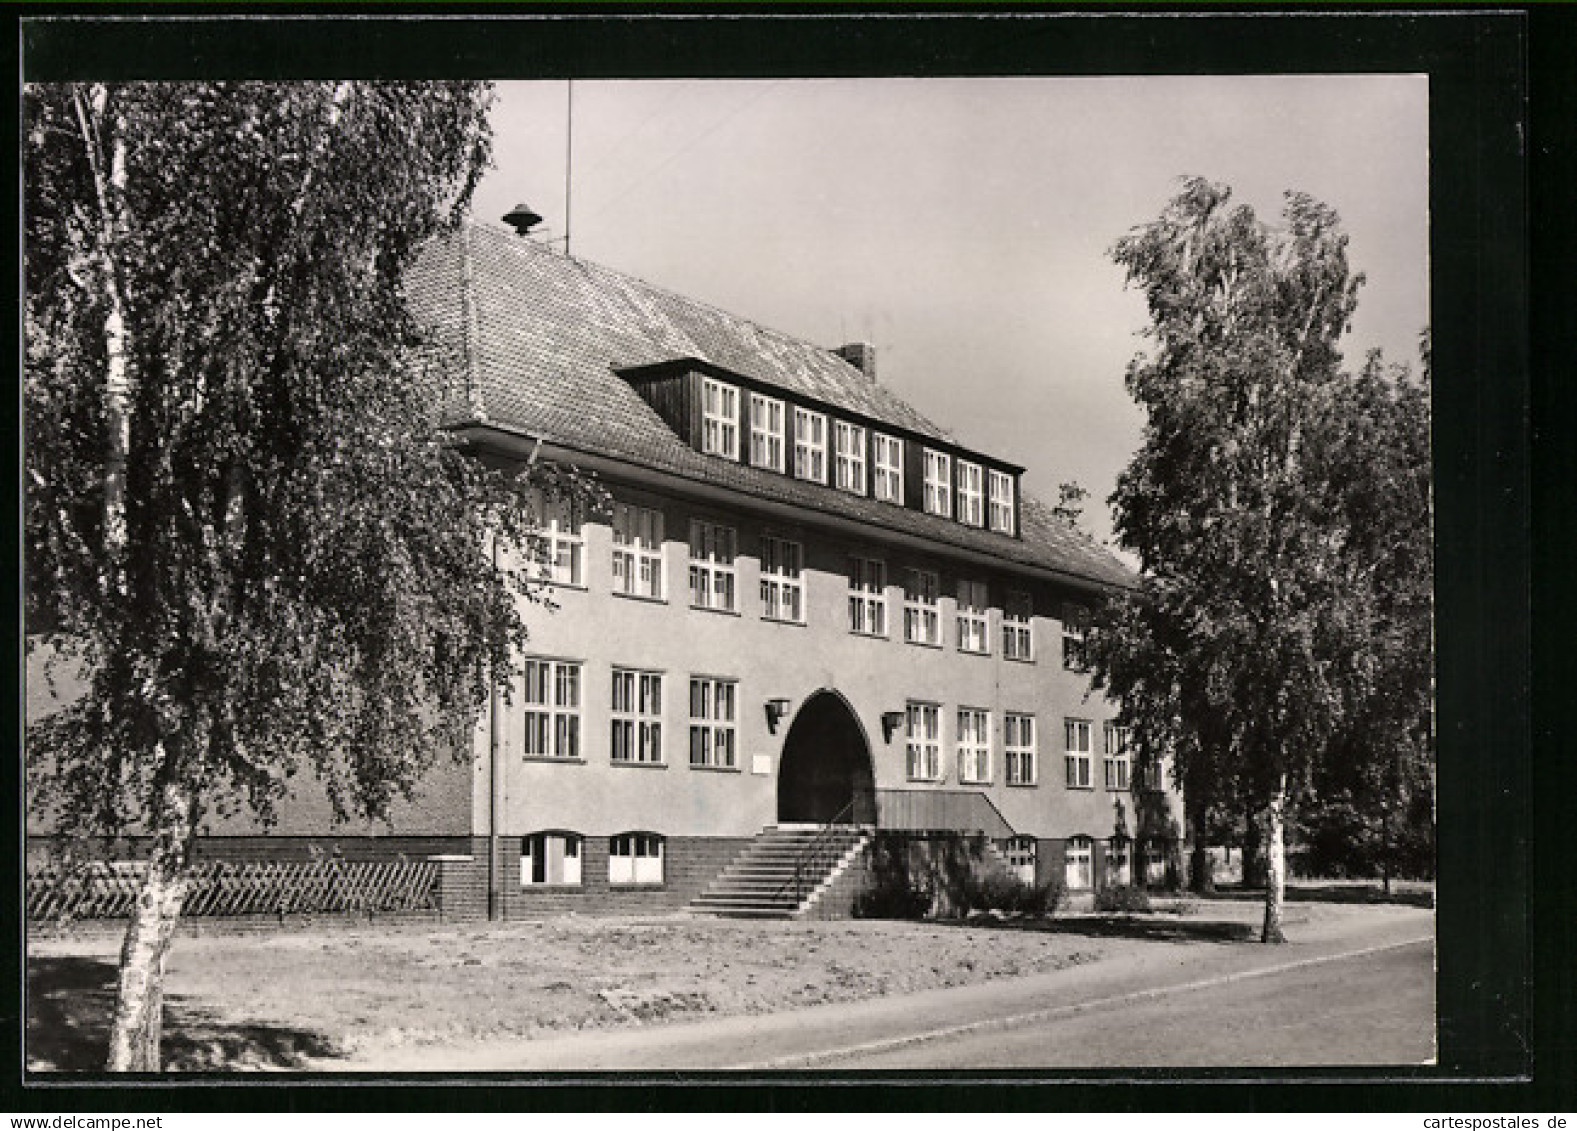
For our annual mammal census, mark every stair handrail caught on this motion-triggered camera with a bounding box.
[771,797,864,909]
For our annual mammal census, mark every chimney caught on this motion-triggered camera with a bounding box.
[834,342,877,382]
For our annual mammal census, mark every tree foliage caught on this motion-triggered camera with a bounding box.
[24,80,577,1068]
[1090,178,1432,940]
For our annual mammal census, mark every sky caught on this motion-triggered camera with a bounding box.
[471,77,1430,551]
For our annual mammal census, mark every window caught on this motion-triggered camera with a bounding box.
[522,658,581,760]
[1062,604,1089,670]
[905,702,942,781]
[520,832,582,887]
[612,503,664,600]
[989,469,1016,534]
[688,520,737,612]
[611,669,663,764]
[873,434,905,504]
[1004,590,1033,660]
[1106,837,1133,887]
[903,568,941,646]
[957,578,989,654]
[956,708,990,784]
[957,461,984,526]
[1064,718,1093,789]
[1144,839,1167,885]
[688,676,737,769]
[1005,712,1037,786]
[1104,723,1131,791]
[923,449,953,518]
[760,535,805,623]
[835,421,867,495]
[701,378,739,459]
[1140,755,1167,793]
[793,407,828,483]
[1065,835,1093,890]
[531,495,584,587]
[1005,836,1037,886]
[847,557,887,637]
[749,393,786,472]
[609,833,664,885]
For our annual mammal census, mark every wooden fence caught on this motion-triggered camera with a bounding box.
[26,858,440,922]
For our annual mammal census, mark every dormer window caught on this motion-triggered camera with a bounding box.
[874,434,905,504]
[793,407,828,484]
[835,421,867,495]
[989,469,1016,534]
[958,461,984,527]
[701,378,740,459]
[749,393,785,472]
[923,449,953,519]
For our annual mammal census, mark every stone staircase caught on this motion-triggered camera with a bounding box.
[689,825,871,919]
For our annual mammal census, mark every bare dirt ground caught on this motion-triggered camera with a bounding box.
[26,886,1429,1072]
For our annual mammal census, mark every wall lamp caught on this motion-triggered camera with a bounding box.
[881,710,906,744]
[764,697,792,734]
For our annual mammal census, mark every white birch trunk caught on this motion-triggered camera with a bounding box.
[106,780,192,1072]
[1261,775,1289,944]
[71,84,131,576]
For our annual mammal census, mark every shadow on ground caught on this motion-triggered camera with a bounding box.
[1000,915,1259,943]
[27,955,344,1072]
[923,913,1260,943]
[1207,883,1435,909]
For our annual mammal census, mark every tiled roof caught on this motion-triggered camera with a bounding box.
[406,223,1134,592]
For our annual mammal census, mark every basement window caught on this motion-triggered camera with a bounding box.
[1143,840,1167,886]
[1106,837,1133,887]
[521,832,582,887]
[609,833,664,885]
[1065,836,1093,890]
[1004,836,1037,886]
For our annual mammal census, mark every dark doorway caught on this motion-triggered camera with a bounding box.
[777,690,876,825]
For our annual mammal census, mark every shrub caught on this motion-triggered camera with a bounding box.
[1018,878,1067,919]
[961,872,1066,919]
[1094,884,1153,914]
[852,883,931,920]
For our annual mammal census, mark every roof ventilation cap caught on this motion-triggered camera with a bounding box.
[502,202,544,236]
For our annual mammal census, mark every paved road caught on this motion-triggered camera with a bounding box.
[812,937,1434,1068]
[349,904,1433,1072]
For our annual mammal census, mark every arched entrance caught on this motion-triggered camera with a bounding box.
[777,690,877,825]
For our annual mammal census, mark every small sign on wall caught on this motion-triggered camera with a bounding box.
[751,755,772,776]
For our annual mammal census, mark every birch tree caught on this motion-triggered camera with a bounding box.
[1092,177,1411,942]
[25,81,570,1069]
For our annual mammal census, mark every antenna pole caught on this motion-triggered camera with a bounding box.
[564,79,574,257]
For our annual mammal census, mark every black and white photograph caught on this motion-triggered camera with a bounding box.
[17,10,1536,1093]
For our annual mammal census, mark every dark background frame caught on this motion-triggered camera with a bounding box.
[8,3,1565,1113]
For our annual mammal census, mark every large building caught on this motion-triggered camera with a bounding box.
[27,218,1184,921]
